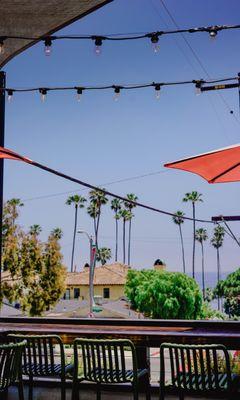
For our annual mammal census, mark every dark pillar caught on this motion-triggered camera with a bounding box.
[0,71,6,297]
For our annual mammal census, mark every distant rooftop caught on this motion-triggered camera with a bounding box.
[67,263,130,286]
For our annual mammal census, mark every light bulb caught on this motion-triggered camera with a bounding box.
[7,89,13,102]
[39,88,47,102]
[76,88,82,101]
[44,37,52,56]
[113,87,120,101]
[0,40,5,55]
[209,30,217,40]
[151,34,160,53]
[195,82,202,95]
[94,37,102,55]
[155,84,161,99]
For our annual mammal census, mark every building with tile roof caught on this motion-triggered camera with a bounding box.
[64,263,130,301]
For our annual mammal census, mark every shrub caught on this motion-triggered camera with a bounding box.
[125,269,202,319]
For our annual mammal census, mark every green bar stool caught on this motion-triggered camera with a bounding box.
[0,340,26,400]
[72,338,151,400]
[159,343,240,400]
[8,334,73,400]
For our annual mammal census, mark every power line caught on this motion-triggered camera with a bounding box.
[1,146,215,224]
[159,0,240,126]
[23,169,169,202]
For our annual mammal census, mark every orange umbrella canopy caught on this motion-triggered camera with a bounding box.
[164,144,240,184]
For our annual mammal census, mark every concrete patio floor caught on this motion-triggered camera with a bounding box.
[7,386,221,400]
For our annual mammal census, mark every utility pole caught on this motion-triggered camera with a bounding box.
[0,71,6,298]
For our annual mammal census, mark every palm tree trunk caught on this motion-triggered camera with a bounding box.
[201,242,205,299]
[179,225,186,273]
[93,217,97,247]
[128,218,132,265]
[192,202,196,279]
[123,219,126,264]
[96,208,101,250]
[115,214,118,262]
[217,247,220,310]
[70,205,78,273]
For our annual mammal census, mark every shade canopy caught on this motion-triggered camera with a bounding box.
[164,144,240,184]
[0,0,112,68]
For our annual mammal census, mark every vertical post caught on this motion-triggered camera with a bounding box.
[89,236,96,316]
[0,71,5,299]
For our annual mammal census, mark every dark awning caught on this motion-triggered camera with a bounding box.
[0,0,112,68]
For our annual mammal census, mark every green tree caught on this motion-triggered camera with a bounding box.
[214,268,240,317]
[89,189,108,249]
[119,209,132,264]
[50,228,63,240]
[111,199,122,262]
[211,225,225,310]
[195,228,208,299]
[125,269,202,319]
[183,191,203,279]
[2,198,24,240]
[1,199,66,316]
[66,195,87,272]
[96,247,112,266]
[172,211,186,273]
[124,193,138,265]
[87,202,99,243]
[29,224,42,237]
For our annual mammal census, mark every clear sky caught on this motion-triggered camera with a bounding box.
[2,0,240,287]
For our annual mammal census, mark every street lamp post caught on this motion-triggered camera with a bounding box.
[77,230,96,316]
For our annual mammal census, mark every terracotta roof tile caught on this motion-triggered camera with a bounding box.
[66,263,130,286]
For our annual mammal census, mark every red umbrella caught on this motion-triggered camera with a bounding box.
[164,144,240,184]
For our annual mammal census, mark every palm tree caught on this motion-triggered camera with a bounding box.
[96,247,112,266]
[87,202,99,246]
[183,191,203,279]
[195,228,208,299]
[29,224,42,237]
[50,227,63,240]
[124,193,138,265]
[66,195,87,272]
[211,225,225,310]
[119,209,132,264]
[89,189,108,249]
[172,211,186,273]
[111,199,122,262]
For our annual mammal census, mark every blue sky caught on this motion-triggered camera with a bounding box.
[2,0,240,286]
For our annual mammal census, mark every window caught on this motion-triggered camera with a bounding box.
[64,289,70,300]
[103,288,110,299]
[74,288,80,299]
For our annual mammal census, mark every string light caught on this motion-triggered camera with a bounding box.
[113,86,121,101]
[39,88,47,102]
[150,33,160,53]
[44,37,52,56]
[7,89,13,102]
[194,80,203,95]
[93,37,103,55]
[154,84,161,99]
[76,88,83,101]
[0,23,239,56]
[2,74,240,101]
[209,27,218,39]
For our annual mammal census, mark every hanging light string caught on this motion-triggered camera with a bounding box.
[0,23,240,55]
[2,74,240,102]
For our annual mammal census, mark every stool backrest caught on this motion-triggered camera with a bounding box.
[73,338,138,383]
[0,340,26,390]
[160,343,232,392]
[8,334,65,376]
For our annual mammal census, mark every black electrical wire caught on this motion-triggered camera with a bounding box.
[1,23,240,42]
[1,75,239,95]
